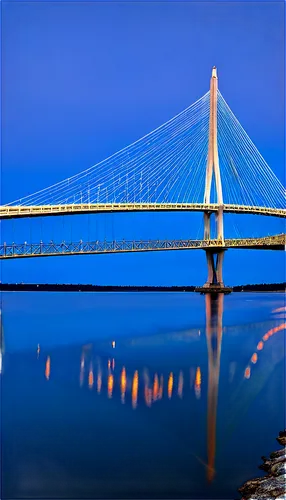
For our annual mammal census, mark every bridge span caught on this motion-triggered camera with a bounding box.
[0,203,285,220]
[1,234,284,260]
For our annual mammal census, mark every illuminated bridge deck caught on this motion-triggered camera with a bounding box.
[1,235,284,259]
[0,203,285,219]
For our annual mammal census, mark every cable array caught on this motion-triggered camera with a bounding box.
[6,90,285,209]
[7,93,210,206]
[217,91,285,208]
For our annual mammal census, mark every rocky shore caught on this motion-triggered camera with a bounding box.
[238,430,286,499]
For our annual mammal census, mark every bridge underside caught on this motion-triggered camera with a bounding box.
[0,236,284,260]
[0,203,285,220]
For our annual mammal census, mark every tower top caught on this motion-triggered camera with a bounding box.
[212,66,217,78]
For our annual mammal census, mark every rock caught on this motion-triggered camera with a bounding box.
[270,461,285,477]
[240,476,285,499]
[270,448,285,459]
[259,454,286,473]
[238,430,286,499]
[238,477,268,496]
[276,430,286,447]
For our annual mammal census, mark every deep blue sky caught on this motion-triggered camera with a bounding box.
[1,1,285,285]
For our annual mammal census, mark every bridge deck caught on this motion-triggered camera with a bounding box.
[0,203,285,219]
[0,235,284,259]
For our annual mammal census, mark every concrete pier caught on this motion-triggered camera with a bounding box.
[194,285,232,294]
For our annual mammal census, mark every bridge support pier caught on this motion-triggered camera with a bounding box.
[204,250,225,288]
[195,249,232,294]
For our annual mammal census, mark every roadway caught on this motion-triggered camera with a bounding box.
[0,234,284,260]
[0,203,285,219]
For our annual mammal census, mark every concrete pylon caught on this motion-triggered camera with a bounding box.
[203,67,225,287]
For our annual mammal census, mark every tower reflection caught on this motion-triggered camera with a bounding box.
[205,293,224,483]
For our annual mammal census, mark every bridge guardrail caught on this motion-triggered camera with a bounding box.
[0,203,285,220]
[0,235,284,259]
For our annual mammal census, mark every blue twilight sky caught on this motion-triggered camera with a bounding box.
[0,0,285,286]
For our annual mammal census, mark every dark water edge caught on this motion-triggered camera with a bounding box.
[0,282,285,292]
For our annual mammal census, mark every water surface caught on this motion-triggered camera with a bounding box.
[1,292,285,499]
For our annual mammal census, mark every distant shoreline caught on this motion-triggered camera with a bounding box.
[0,283,285,292]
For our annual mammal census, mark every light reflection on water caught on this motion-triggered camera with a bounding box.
[0,292,285,499]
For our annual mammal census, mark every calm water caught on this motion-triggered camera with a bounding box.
[0,292,285,499]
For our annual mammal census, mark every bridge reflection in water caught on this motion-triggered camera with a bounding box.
[40,297,285,484]
[205,293,223,482]
[42,293,226,483]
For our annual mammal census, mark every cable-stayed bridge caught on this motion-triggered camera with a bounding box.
[1,67,285,289]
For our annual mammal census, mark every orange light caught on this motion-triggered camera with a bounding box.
[246,323,286,378]
[273,323,286,334]
[263,323,286,341]
[272,306,286,313]
[107,359,111,369]
[45,356,51,380]
[144,386,152,407]
[159,375,164,399]
[168,372,173,399]
[251,353,258,364]
[107,373,114,398]
[112,341,116,348]
[195,367,201,399]
[153,374,159,401]
[132,371,138,409]
[178,371,183,398]
[97,369,102,394]
[88,365,94,389]
[121,367,127,403]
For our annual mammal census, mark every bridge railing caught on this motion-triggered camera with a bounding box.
[0,235,284,259]
[0,203,285,219]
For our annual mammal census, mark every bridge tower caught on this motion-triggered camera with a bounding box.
[203,67,225,288]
